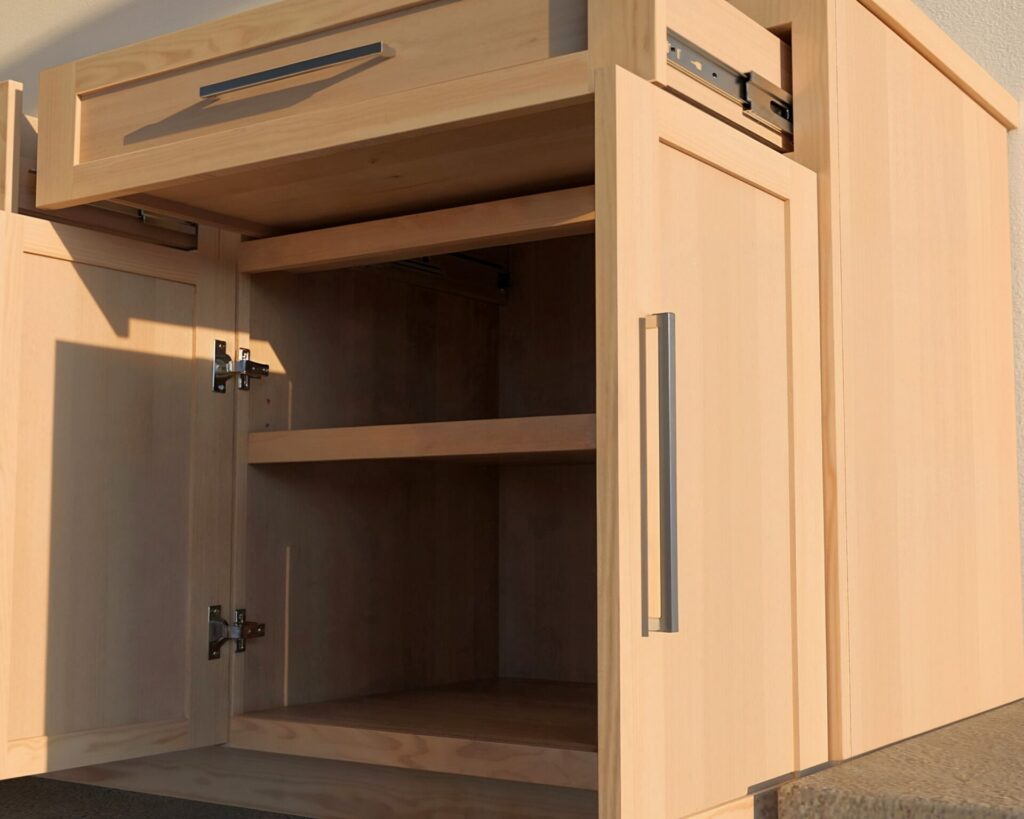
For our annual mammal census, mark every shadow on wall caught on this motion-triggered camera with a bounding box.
[0,0,267,115]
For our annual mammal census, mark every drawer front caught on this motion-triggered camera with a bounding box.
[76,0,587,164]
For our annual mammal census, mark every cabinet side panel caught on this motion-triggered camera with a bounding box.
[837,0,1024,755]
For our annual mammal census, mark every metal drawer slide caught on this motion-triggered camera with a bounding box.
[667,30,793,136]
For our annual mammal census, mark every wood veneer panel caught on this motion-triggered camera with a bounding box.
[229,679,597,790]
[248,415,596,464]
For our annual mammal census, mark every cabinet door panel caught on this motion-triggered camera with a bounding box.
[595,68,826,818]
[0,214,235,777]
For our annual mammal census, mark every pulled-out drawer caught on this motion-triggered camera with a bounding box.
[36,0,789,234]
[74,0,586,166]
[37,0,590,221]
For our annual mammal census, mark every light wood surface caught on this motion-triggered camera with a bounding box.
[129,92,593,234]
[229,679,597,790]
[734,0,1024,761]
[733,0,1019,130]
[499,464,598,684]
[0,82,21,213]
[78,0,586,165]
[833,0,1024,756]
[0,213,235,778]
[19,171,198,249]
[71,0,491,92]
[240,251,500,715]
[496,237,597,686]
[249,415,596,465]
[855,0,1018,128]
[727,0,852,762]
[663,0,792,150]
[595,68,827,818]
[239,236,598,726]
[237,187,596,275]
[51,746,599,819]
[588,0,662,82]
[39,51,593,220]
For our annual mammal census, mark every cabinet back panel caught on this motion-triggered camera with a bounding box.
[499,464,596,683]
[248,265,498,432]
[499,236,596,418]
[248,235,595,431]
[242,234,598,710]
[244,461,499,711]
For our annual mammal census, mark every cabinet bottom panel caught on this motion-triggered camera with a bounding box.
[228,678,597,790]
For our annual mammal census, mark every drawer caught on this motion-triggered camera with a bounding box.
[36,0,787,234]
[37,0,591,224]
[76,0,587,165]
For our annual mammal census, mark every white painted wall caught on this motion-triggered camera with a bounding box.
[911,0,1024,605]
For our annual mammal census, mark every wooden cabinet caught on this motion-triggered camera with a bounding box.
[731,0,1024,761]
[4,0,1019,817]
[34,0,791,234]
[595,67,825,818]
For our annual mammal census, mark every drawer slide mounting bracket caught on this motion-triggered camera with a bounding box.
[209,606,266,659]
[212,340,269,393]
[667,30,793,136]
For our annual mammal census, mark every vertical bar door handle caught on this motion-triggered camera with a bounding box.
[641,312,679,634]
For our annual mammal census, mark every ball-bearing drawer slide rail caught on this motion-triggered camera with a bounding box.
[667,30,794,136]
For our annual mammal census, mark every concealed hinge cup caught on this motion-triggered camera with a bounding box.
[208,606,266,660]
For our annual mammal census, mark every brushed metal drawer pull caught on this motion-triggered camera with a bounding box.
[199,41,397,99]
[640,312,679,635]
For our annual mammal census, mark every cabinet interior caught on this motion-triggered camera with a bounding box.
[238,234,598,786]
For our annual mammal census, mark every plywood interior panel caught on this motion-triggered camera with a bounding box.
[148,102,595,233]
[229,679,597,789]
[244,460,500,712]
[241,235,597,722]
[499,464,597,683]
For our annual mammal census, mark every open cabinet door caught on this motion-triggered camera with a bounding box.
[0,212,236,777]
[596,67,828,818]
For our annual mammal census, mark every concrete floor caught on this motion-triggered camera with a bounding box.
[0,777,307,819]
[780,700,1024,818]
[4,700,1023,818]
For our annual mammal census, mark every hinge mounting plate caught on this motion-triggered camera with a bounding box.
[208,605,266,659]
[666,29,794,136]
[212,340,269,393]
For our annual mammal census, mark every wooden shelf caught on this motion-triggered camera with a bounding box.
[228,679,597,790]
[248,414,596,465]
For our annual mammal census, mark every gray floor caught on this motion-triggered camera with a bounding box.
[0,777,308,819]
[780,699,1024,818]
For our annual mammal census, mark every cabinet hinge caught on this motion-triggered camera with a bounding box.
[666,30,794,136]
[208,605,266,659]
[212,340,269,393]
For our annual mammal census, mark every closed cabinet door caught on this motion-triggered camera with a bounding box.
[595,67,827,818]
[0,214,236,777]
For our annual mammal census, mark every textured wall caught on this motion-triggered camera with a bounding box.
[0,0,266,113]
[911,0,1024,609]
